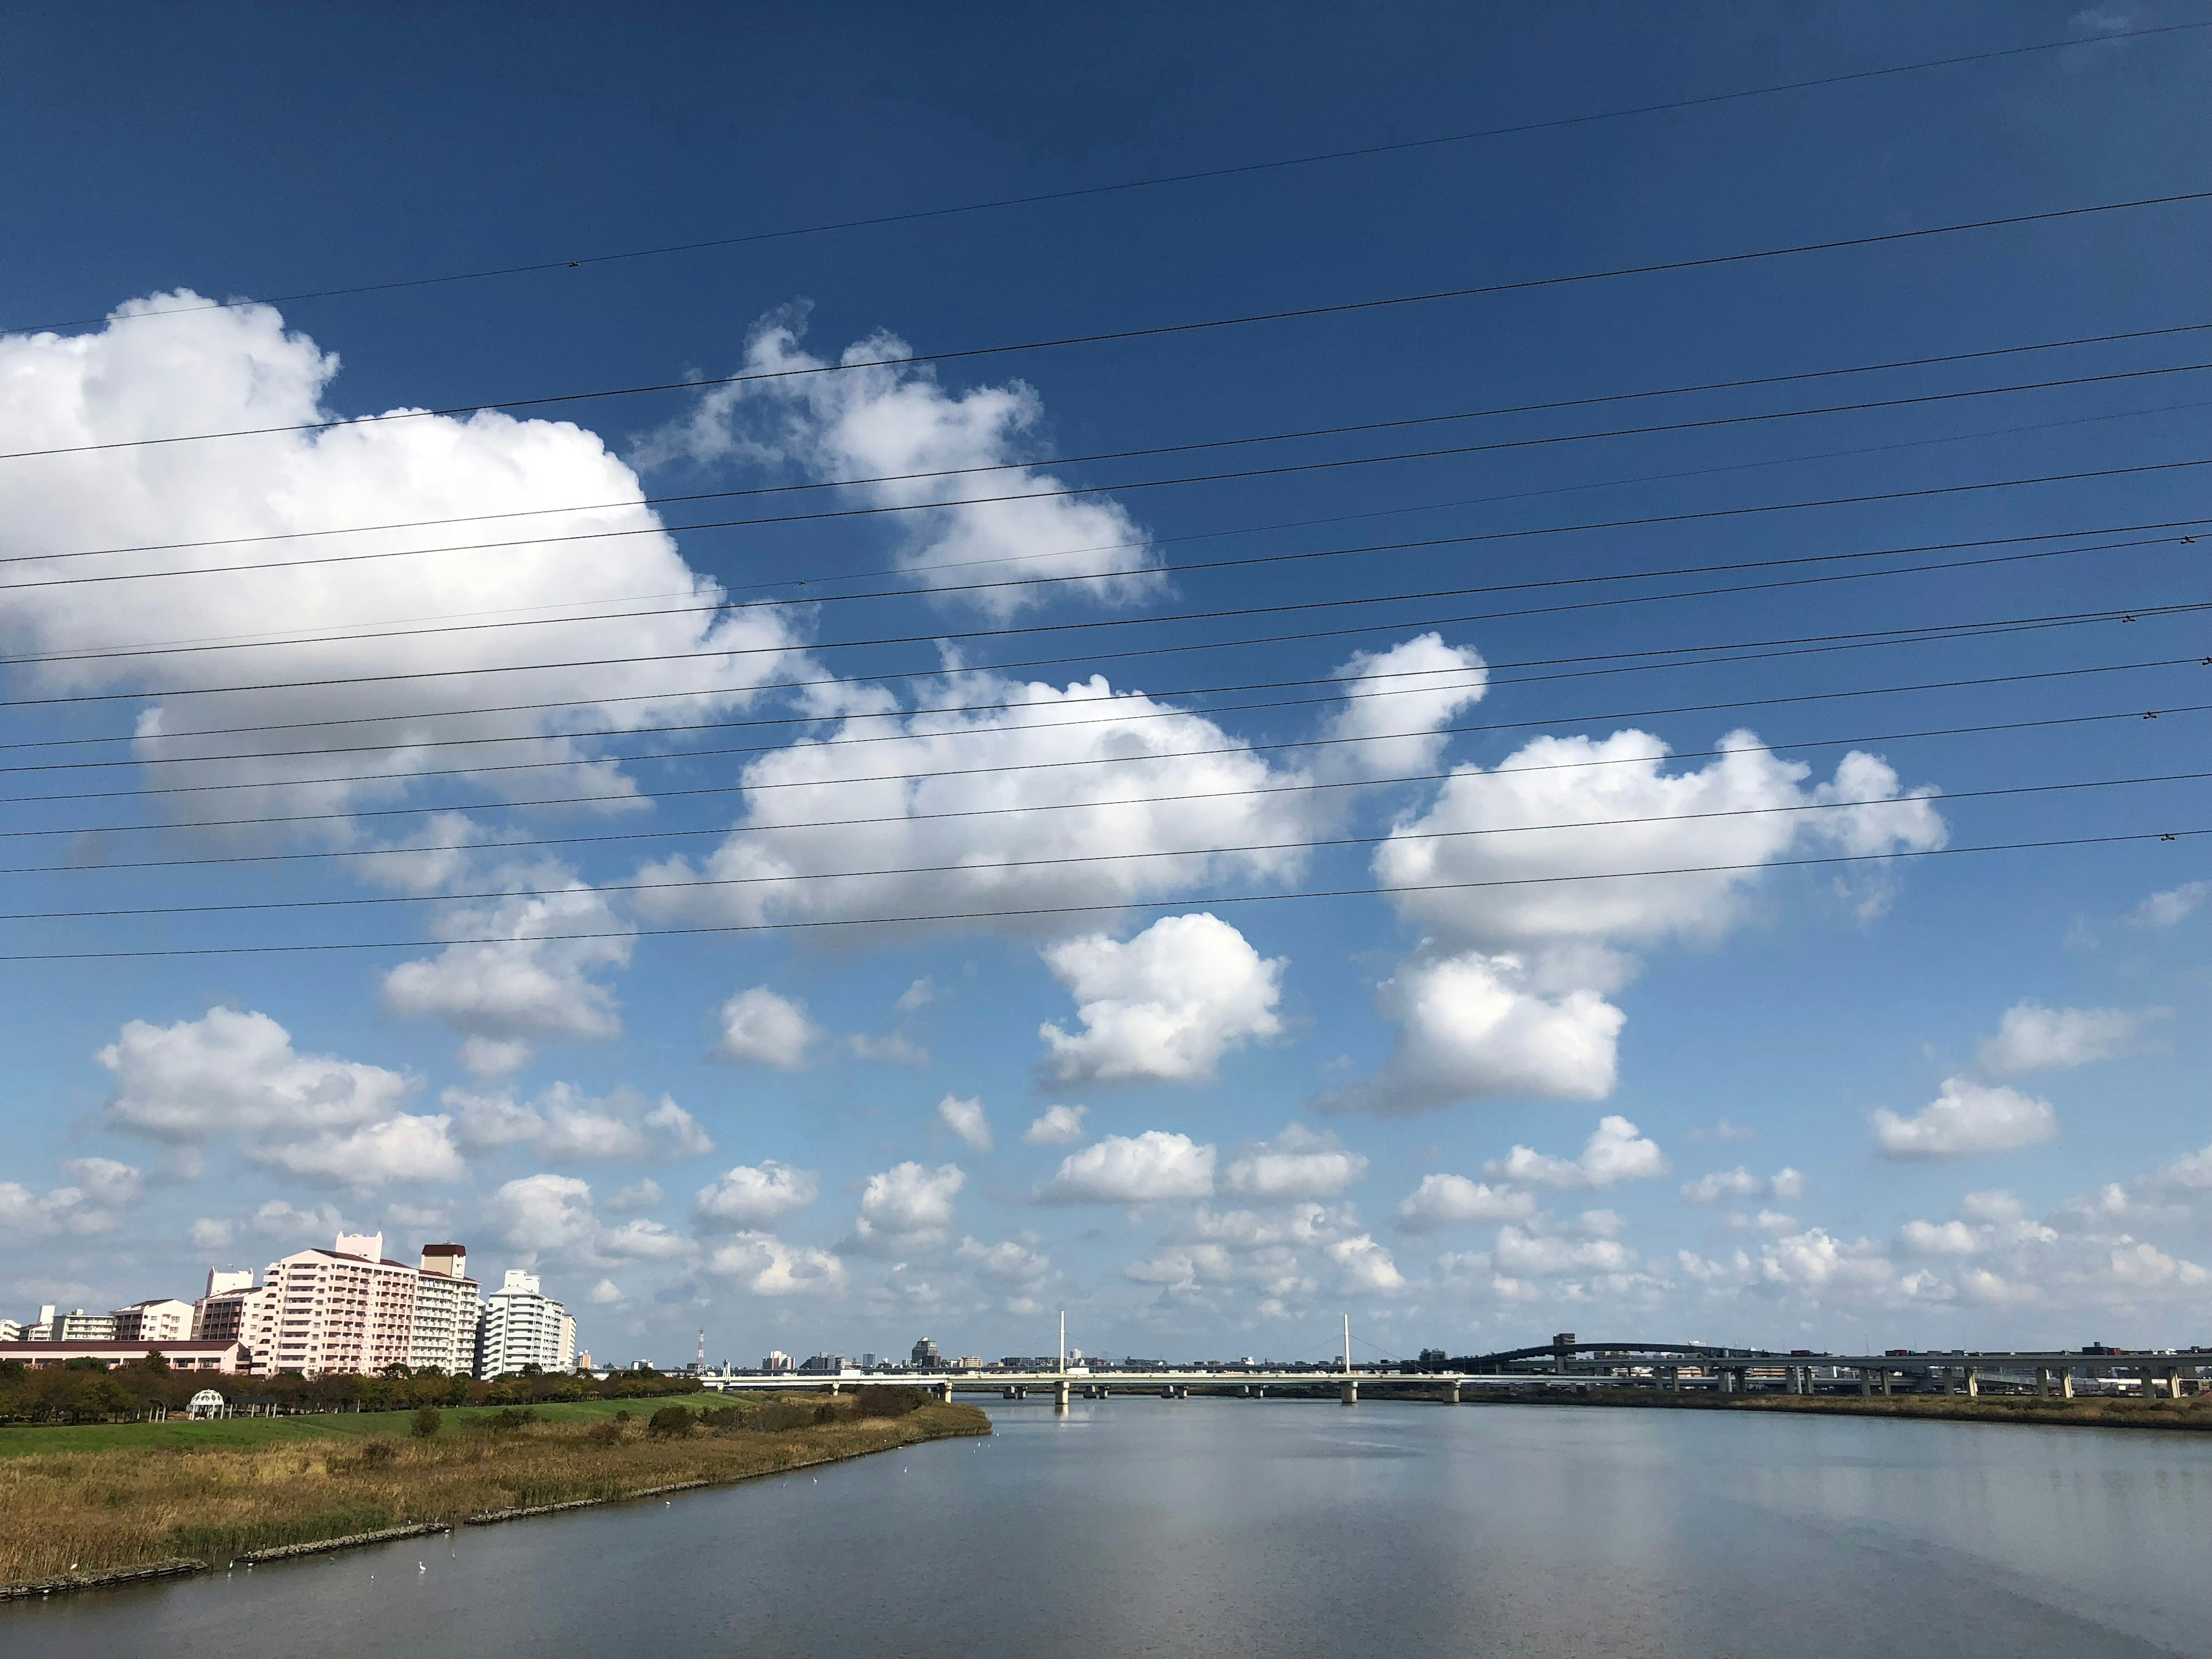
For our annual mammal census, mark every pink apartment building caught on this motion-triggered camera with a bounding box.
[189,1234,483,1378]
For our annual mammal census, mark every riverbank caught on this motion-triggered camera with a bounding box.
[1469,1386,2212,1431]
[0,1391,989,1587]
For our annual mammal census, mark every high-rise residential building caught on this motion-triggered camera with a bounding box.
[476,1270,575,1378]
[252,1232,421,1378]
[24,1305,58,1341]
[111,1298,195,1343]
[410,1244,482,1374]
[0,1320,23,1343]
[192,1271,274,1349]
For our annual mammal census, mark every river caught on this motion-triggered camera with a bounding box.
[8,1398,2208,1656]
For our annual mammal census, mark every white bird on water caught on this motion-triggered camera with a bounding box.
[418,1562,426,1573]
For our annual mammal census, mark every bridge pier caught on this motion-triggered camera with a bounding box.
[1445,1378,1461,1405]
[1964,1366,1980,1399]
[1881,1369,1892,1396]
[2059,1368,2075,1399]
[1858,1368,1872,1397]
[2036,1366,2051,1398]
[1340,1378,1358,1406]
[1255,1385,1266,1399]
[938,1380,954,1404]
[1666,1366,1682,1393]
[1055,1378,1070,1414]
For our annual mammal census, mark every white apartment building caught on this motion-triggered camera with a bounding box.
[57,1309,116,1342]
[476,1270,575,1378]
[111,1298,195,1344]
[409,1244,482,1375]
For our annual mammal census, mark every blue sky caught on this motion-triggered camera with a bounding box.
[1,1,2206,1368]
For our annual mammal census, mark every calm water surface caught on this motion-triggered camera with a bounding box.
[9,1399,2209,1657]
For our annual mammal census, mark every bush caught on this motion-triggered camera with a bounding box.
[586,1419,626,1444]
[647,1405,695,1438]
[851,1386,926,1419]
[411,1406,441,1439]
[484,1407,539,1431]
[359,1438,399,1467]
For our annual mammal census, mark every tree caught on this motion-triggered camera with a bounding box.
[647,1404,695,1438]
[411,1405,442,1439]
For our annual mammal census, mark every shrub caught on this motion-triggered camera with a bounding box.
[411,1406,441,1439]
[813,1402,839,1425]
[484,1407,539,1431]
[586,1419,626,1444]
[647,1405,695,1438]
[359,1438,399,1467]
[851,1386,926,1419]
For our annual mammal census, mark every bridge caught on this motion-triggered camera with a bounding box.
[687,1327,2207,1410]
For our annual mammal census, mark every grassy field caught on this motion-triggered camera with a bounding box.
[0,1395,990,1584]
[0,1395,647,1457]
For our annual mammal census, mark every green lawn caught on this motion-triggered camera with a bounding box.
[0,1396,657,1457]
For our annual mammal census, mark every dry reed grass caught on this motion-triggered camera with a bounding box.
[0,1401,988,1582]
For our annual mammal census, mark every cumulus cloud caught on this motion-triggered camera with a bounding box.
[692,1161,820,1230]
[711,987,820,1069]
[448,1082,711,1163]
[1487,1116,1669,1189]
[1392,1173,1537,1230]
[638,306,1161,617]
[607,1179,663,1214]
[488,1172,690,1265]
[936,1094,993,1153]
[1043,1131,1216,1204]
[1222,1125,1367,1202]
[1312,634,1488,783]
[1320,949,1624,1115]
[1022,1104,1089,1145]
[957,1235,1055,1310]
[0,295,811,846]
[850,1162,965,1252]
[1680,1166,1802,1205]
[1331,730,1944,1113]
[1493,1224,1635,1277]
[706,1232,849,1297]
[1328,1234,1407,1295]
[382,878,633,1077]
[1039,914,1284,1083]
[98,1007,454,1187]
[60,1157,144,1210]
[0,1176,127,1237]
[1976,1001,2163,1075]
[1874,1077,2058,1158]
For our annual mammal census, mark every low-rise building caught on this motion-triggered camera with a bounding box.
[1,1340,247,1372]
[57,1309,116,1342]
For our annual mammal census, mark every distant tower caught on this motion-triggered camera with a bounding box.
[696,1328,706,1375]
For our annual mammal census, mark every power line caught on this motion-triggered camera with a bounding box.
[16,20,2199,336]
[5,462,2205,709]
[8,358,2200,616]
[0,828,2197,961]
[9,190,2206,465]
[16,321,2200,575]
[8,652,2199,849]
[9,646,2196,789]
[1,770,2198,925]
[15,533,2186,806]
[11,694,2196,879]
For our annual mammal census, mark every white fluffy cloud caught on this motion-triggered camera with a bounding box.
[850,1161,965,1252]
[0,296,810,842]
[1328,1234,1407,1296]
[1874,1077,2058,1158]
[711,987,820,1069]
[489,1172,691,1266]
[1023,1104,1089,1145]
[1392,1173,1537,1229]
[1312,633,1488,783]
[692,1161,819,1230]
[1976,1001,2163,1076]
[1332,730,1944,1113]
[706,1232,849,1297]
[1680,1166,1803,1205]
[0,1171,136,1237]
[2131,880,2209,927]
[1043,1131,1217,1204]
[639,306,1161,617]
[382,879,632,1077]
[449,1082,711,1163]
[1221,1126,1367,1202]
[1322,949,1624,1115]
[1487,1116,1669,1188]
[99,1007,455,1187]
[1039,914,1284,1083]
[936,1094,993,1153]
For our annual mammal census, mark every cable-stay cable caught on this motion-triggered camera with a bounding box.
[0,828,2200,962]
[9,692,2199,880]
[16,321,2202,574]
[5,461,2206,707]
[13,531,2192,806]
[14,18,2200,338]
[4,768,2200,926]
[6,360,2202,620]
[6,641,2201,847]
[8,190,2207,465]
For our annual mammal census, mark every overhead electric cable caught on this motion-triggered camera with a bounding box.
[6,190,2206,464]
[5,768,2198,925]
[14,18,2200,336]
[9,691,2199,878]
[14,531,2187,805]
[7,358,2201,614]
[3,461,2205,706]
[0,829,2199,960]
[5,606,2200,841]
[17,321,2201,573]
